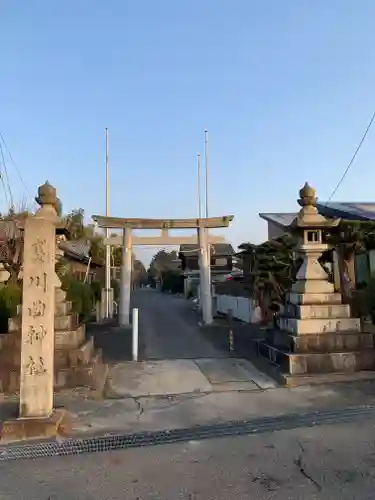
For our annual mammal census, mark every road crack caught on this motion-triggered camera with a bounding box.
[294,440,322,492]
[134,398,144,420]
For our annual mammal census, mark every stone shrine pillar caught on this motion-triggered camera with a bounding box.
[19,182,60,418]
[1,182,70,442]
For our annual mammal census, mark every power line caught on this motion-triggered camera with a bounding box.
[327,109,375,202]
[0,131,31,200]
[0,140,13,210]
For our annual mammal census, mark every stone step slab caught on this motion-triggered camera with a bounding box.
[288,292,342,305]
[278,316,361,335]
[9,313,79,333]
[284,303,351,320]
[54,313,79,331]
[55,349,104,389]
[292,332,374,353]
[68,337,95,367]
[287,350,375,375]
[258,341,375,375]
[55,300,72,316]
[267,329,374,354]
[55,324,86,349]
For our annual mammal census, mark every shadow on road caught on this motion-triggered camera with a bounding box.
[86,321,133,364]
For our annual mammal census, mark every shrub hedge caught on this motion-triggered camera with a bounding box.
[0,282,22,333]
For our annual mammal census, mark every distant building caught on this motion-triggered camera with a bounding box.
[179,243,234,298]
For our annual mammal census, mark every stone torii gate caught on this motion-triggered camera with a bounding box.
[91,215,234,326]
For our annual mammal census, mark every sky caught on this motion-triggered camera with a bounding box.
[2,0,375,264]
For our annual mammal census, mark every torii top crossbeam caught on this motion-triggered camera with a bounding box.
[91,215,234,230]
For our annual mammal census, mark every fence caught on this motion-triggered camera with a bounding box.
[216,294,254,323]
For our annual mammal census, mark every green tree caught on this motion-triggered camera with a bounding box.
[148,250,179,286]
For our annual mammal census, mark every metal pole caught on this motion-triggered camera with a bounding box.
[204,130,209,219]
[204,129,212,301]
[105,127,111,317]
[132,308,139,361]
[197,152,202,219]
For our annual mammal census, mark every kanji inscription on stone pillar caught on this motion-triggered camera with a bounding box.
[19,182,60,418]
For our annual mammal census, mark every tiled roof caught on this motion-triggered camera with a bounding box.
[179,243,234,256]
[59,239,90,259]
[259,213,297,227]
[260,202,375,228]
[316,202,375,220]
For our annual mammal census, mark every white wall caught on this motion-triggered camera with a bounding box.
[216,294,258,323]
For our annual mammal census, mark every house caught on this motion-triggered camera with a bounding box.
[57,239,104,283]
[0,218,104,284]
[259,201,375,288]
[179,242,234,297]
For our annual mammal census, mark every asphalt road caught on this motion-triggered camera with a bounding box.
[2,420,375,499]
[132,289,227,360]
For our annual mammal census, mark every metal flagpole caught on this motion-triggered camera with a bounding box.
[105,127,111,317]
[204,130,209,219]
[197,152,202,219]
[204,129,212,299]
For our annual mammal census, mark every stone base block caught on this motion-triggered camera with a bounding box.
[288,292,342,305]
[282,371,375,387]
[54,313,79,331]
[292,332,374,353]
[55,325,86,349]
[55,350,108,395]
[278,316,361,335]
[56,300,72,316]
[284,303,351,320]
[269,329,374,353]
[55,288,67,303]
[68,337,95,366]
[258,341,375,375]
[1,409,70,443]
[291,279,334,294]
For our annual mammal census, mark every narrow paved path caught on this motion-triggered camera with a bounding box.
[132,289,226,360]
[108,289,278,397]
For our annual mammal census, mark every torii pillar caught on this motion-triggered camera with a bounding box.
[119,227,132,326]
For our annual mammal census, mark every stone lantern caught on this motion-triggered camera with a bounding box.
[289,182,340,296]
[257,182,375,384]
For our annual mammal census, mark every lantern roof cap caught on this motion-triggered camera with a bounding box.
[289,182,340,229]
